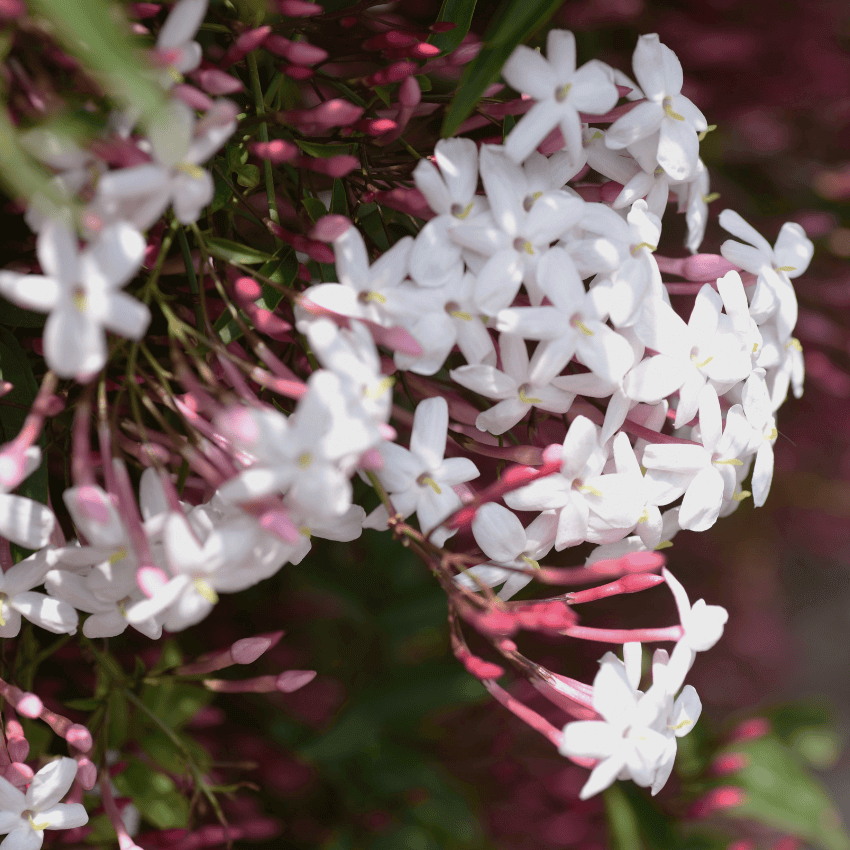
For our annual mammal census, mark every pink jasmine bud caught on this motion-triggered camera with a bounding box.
[568,573,665,603]
[285,63,314,80]
[302,154,359,177]
[448,40,482,66]
[710,752,749,776]
[265,35,328,65]
[251,139,297,164]
[0,381,12,397]
[222,25,272,67]
[234,276,262,302]
[75,756,98,790]
[355,118,397,135]
[399,75,421,108]
[12,690,42,719]
[129,3,160,17]
[430,21,455,32]
[245,305,292,338]
[688,786,746,818]
[367,61,417,86]
[310,214,352,243]
[276,670,316,692]
[66,724,93,752]
[374,187,433,219]
[4,715,29,761]
[195,68,244,95]
[728,717,771,742]
[233,631,286,664]
[362,31,418,51]
[0,0,25,15]
[3,763,32,787]
[468,607,518,637]
[277,0,322,15]
[408,43,440,59]
[173,83,215,111]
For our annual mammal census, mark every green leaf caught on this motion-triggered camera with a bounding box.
[428,0,477,56]
[235,163,261,189]
[604,784,644,850]
[296,139,356,159]
[331,178,349,216]
[303,196,328,223]
[206,236,276,265]
[115,759,190,829]
[441,0,564,137]
[717,736,850,850]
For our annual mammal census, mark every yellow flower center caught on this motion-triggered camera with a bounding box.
[193,578,219,604]
[518,385,542,405]
[662,96,684,121]
[177,162,205,180]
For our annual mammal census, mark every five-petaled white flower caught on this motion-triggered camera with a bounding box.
[0,757,88,849]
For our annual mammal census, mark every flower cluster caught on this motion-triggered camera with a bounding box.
[0,0,814,839]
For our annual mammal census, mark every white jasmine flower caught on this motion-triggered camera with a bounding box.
[718,210,813,341]
[559,649,669,799]
[95,99,235,228]
[457,505,557,600]
[155,0,208,80]
[0,757,88,848]
[449,332,575,436]
[504,416,643,550]
[0,219,148,379]
[495,247,636,385]
[502,29,618,164]
[642,390,753,531]
[606,34,708,181]
[364,397,479,547]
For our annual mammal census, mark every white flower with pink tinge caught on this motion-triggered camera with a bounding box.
[0,219,149,380]
[94,99,236,229]
[0,757,88,849]
[364,397,479,548]
[501,29,619,164]
[559,646,669,800]
[605,34,708,181]
[154,0,208,82]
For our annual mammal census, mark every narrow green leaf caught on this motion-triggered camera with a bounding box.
[303,196,328,222]
[331,178,349,216]
[206,237,276,265]
[441,0,563,138]
[428,0,477,55]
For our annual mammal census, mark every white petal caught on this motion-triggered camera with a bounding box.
[39,803,89,830]
[0,826,42,850]
[149,100,193,168]
[37,219,78,284]
[605,101,663,149]
[43,309,106,379]
[474,249,524,314]
[26,758,77,811]
[751,442,774,508]
[158,0,208,49]
[559,721,617,759]
[413,158,452,214]
[773,222,814,276]
[0,776,26,813]
[0,495,55,550]
[658,116,699,181]
[555,493,589,549]
[172,170,214,224]
[678,467,724,531]
[718,209,773,256]
[670,685,702,736]
[476,397,529,435]
[502,44,556,101]
[434,137,479,205]
[83,223,145,289]
[0,273,59,314]
[472,503,526,563]
[410,397,448,470]
[632,34,666,100]
[624,354,688,402]
[561,415,599,480]
[101,291,151,340]
[11,592,78,634]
